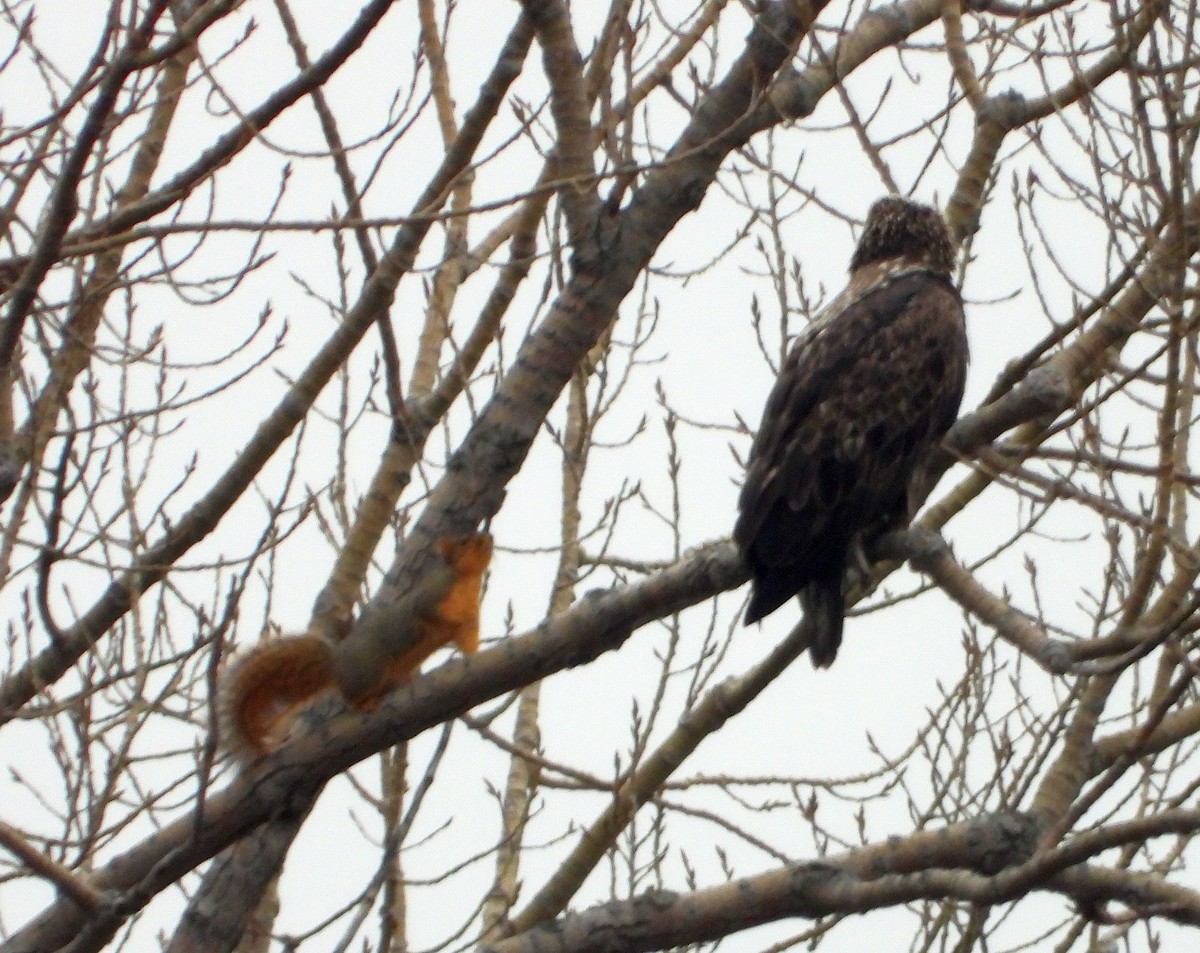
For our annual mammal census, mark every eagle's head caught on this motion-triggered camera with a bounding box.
[849,197,954,276]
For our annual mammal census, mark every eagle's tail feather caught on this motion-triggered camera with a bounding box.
[801,577,844,667]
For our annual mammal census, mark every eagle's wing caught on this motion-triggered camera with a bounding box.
[735,270,966,625]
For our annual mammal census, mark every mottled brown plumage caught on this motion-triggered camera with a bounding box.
[734,197,968,666]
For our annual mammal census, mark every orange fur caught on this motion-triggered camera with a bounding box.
[219,636,333,759]
[368,534,494,695]
[219,533,492,760]
[433,533,492,655]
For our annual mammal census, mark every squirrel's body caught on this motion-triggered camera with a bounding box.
[220,533,492,761]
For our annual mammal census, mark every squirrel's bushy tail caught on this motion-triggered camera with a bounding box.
[218,635,333,762]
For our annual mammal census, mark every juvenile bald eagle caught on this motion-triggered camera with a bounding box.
[734,197,968,666]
